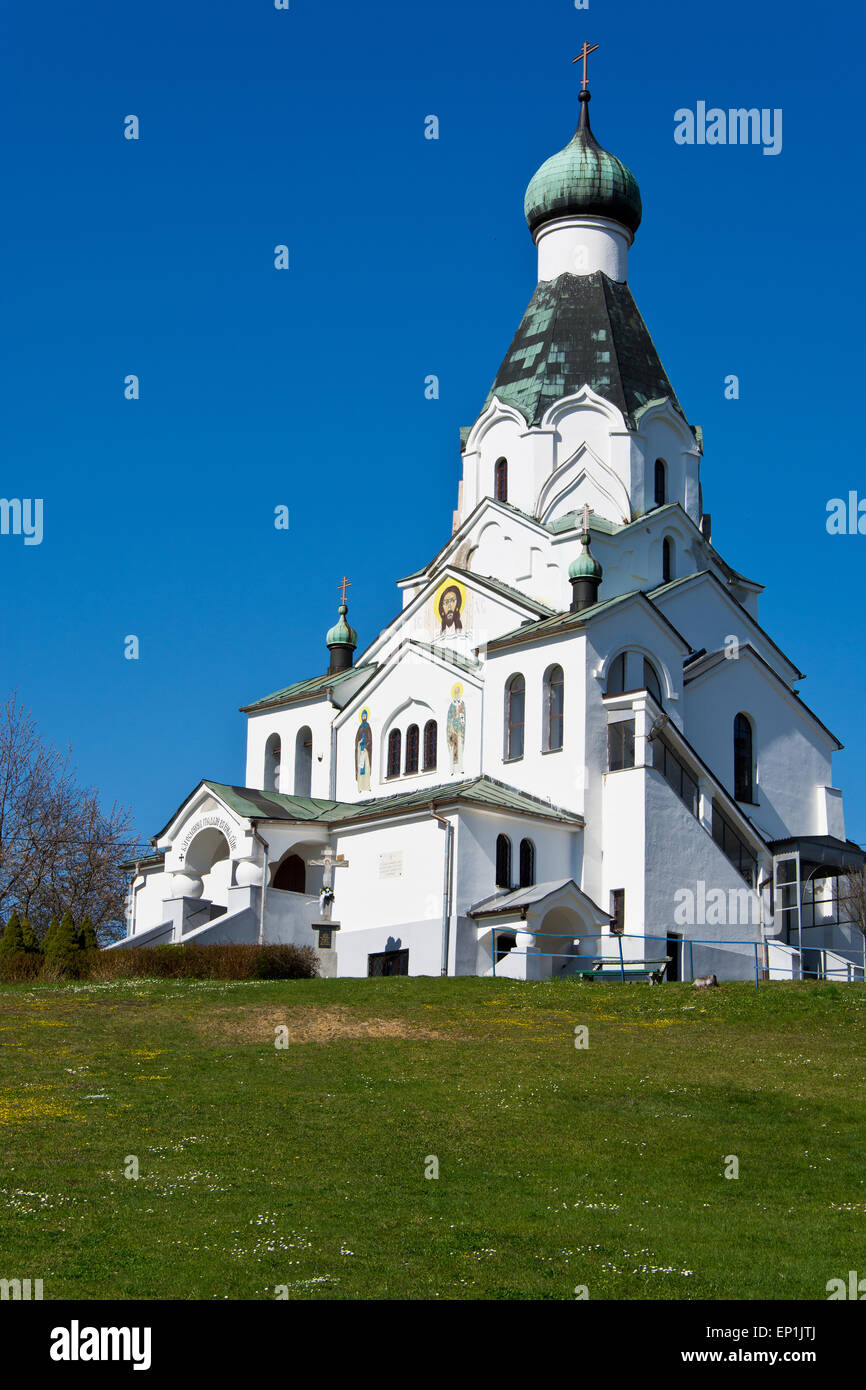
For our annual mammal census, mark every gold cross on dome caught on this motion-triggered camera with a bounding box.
[572,41,599,92]
[338,576,352,603]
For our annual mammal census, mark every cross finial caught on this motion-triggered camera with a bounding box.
[581,502,592,535]
[338,576,351,604]
[572,41,599,93]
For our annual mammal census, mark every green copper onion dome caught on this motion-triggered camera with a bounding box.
[326,602,357,650]
[569,526,603,582]
[524,90,642,236]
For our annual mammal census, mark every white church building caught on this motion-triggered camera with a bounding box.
[118,77,864,982]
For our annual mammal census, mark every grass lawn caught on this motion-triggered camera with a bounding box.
[1,975,864,1300]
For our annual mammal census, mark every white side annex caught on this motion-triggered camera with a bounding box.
[117,82,865,983]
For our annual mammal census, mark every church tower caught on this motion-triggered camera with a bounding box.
[454,61,703,584]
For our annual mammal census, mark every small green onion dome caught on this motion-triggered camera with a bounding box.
[569,531,603,582]
[326,602,357,649]
[524,90,642,237]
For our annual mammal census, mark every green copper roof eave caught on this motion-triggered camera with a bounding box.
[240,662,377,714]
[487,587,693,654]
[171,776,585,831]
[483,271,687,430]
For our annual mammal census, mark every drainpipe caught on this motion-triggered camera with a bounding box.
[251,821,270,946]
[327,689,338,800]
[430,808,454,976]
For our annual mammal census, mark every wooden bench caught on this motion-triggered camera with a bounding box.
[576,957,671,983]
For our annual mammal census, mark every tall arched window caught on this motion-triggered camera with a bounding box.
[264,734,281,792]
[643,658,663,706]
[662,537,674,584]
[495,834,512,889]
[654,458,666,507]
[734,713,754,803]
[543,664,564,752]
[294,726,312,797]
[273,853,305,893]
[423,720,438,771]
[504,674,525,760]
[494,457,508,503]
[405,724,419,775]
[519,838,535,888]
[605,653,627,696]
[386,728,402,779]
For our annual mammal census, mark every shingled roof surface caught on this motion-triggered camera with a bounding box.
[200,776,583,827]
[483,270,685,427]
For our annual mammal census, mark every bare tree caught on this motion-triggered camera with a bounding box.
[842,867,866,940]
[0,693,136,943]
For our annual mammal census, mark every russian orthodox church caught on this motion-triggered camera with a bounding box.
[119,74,864,981]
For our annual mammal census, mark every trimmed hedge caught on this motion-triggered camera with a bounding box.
[0,942,319,984]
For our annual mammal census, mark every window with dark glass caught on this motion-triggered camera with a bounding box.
[608,719,635,771]
[643,658,663,705]
[734,713,754,803]
[386,728,401,779]
[519,838,535,888]
[544,664,564,751]
[662,537,673,584]
[404,723,419,775]
[712,802,758,887]
[654,458,666,507]
[505,674,525,760]
[423,720,438,771]
[495,834,512,889]
[610,888,625,936]
[494,457,508,503]
[652,736,699,817]
[606,653,626,696]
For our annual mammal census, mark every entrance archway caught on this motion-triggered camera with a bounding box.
[273,853,306,894]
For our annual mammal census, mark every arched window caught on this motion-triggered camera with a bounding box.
[264,734,281,792]
[662,537,674,584]
[405,724,419,775]
[654,458,666,507]
[504,674,525,760]
[734,713,754,803]
[519,838,535,888]
[643,658,663,706]
[495,834,512,889]
[543,664,564,751]
[294,726,312,797]
[494,457,508,503]
[273,853,306,893]
[386,728,402,779]
[605,653,627,696]
[423,720,438,771]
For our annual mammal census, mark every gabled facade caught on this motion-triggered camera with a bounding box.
[118,79,864,983]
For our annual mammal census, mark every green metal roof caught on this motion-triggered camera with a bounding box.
[188,776,584,830]
[524,93,642,235]
[241,662,376,714]
[483,271,684,429]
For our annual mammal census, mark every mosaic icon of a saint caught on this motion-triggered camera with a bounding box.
[438,584,463,635]
[447,683,465,773]
[355,708,372,792]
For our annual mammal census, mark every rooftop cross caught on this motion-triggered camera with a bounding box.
[572,41,599,93]
[338,576,352,603]
[580,502,592,534]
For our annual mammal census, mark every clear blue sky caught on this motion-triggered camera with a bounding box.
[2,0,864,846]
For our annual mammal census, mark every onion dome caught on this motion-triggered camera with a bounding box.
[569,518,603,613]
[326,602,357,650]
[524,90,642,237]
[326,600,358,674]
